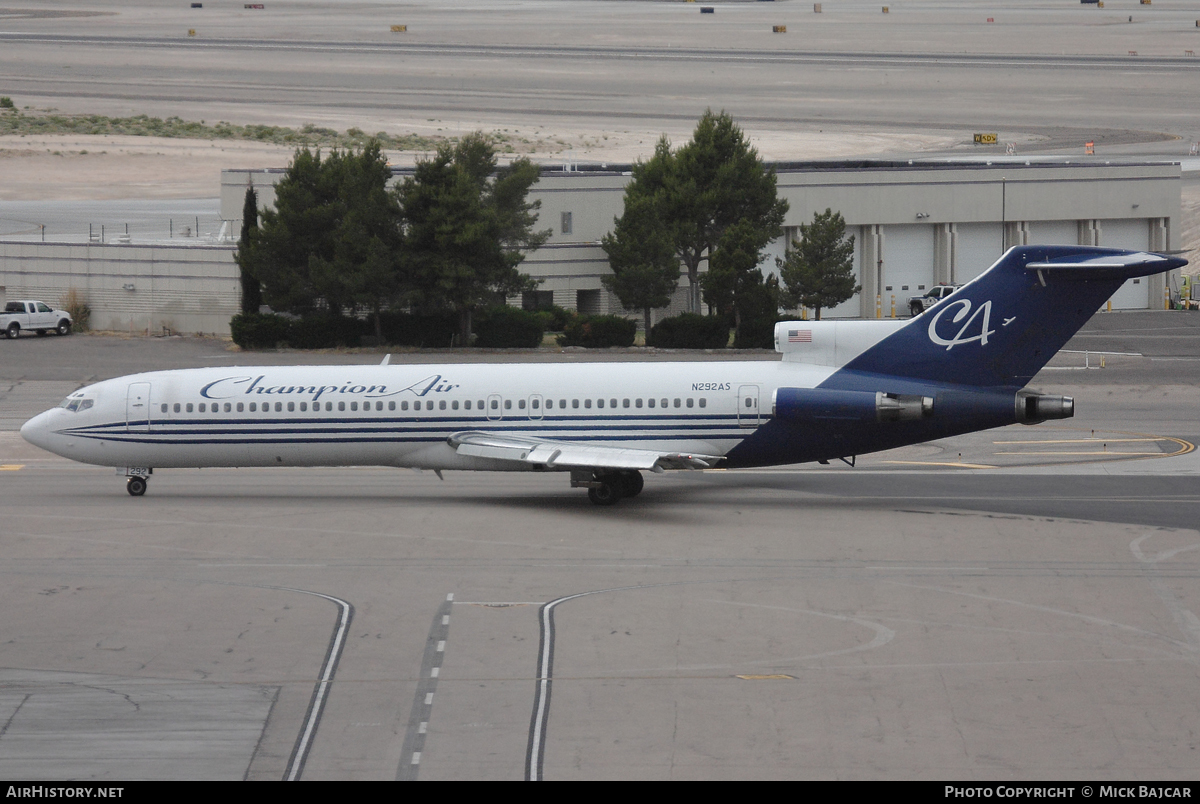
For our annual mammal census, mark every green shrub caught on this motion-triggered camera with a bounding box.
[377,311,458,347]
[474,306,545,348]
[557,315,636,348]
[732,317,781,349]
[230,312,291,349]
[531,304,575,332]
[286,314,363,349]
[648,313,730,349]
[0,97,14,110]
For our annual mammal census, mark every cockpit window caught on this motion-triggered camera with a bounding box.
[58,397,93,413]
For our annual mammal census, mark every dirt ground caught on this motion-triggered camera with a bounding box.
[0,127,964,201]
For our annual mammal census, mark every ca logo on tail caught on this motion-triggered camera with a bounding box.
[927,299,997,350]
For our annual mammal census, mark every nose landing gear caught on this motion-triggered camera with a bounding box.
[122,468,152,496]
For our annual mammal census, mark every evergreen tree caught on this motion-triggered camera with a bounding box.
[238,143,402,323]
[612,113,788,314]
[778,208,860,320]
[396,133,549,345]
[235,185,263,314]
[601,192,679,334]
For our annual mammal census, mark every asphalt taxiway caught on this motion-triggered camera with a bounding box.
[1,320,1198,780]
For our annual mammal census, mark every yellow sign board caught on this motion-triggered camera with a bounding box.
[973,133,998,144]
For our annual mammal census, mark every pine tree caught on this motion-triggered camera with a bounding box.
[778,208,859,320]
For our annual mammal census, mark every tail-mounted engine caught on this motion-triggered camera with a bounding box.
[1015,389,1074,424]
[773,388,934,423]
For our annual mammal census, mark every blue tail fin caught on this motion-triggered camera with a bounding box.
[823,245,1186,390]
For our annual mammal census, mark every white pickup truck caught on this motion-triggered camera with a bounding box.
[907,284,962,317]
[2,300,73,338]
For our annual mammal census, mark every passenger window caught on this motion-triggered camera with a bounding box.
[560,400,567,409]
[300,402,307,412]
[173,403,181,413]
[464,400,471,411]
[338,401,345,412]
[426,400,434,411]
[161,404,168,413]
[597,399,604,409]
[237,402,244,412]
[745,398,753,408]
[661,399,668,408]
[610,399,617,408]
[648,398,655,408]
[288,402,295,412]
[504,400,511,410]
[351,402,358,411]
[389,401,396,411]
[532,398,540,409]
[699,398,706,408]
[186,403,193,413]
[635,399,642,408]
[452,400,459,410]
[224,402,231,412]
[439,400,446,410]
[623,399,630,408]
[325,402,333,411]
[401,401,409,411]
[686,398,693,408]
[674,399,681,408]
[518,399,526,410]
[249,402,257,412]
[198,403,206,413]
[490,399,499,410]
[584,399,592,409]
[572,399,579,409]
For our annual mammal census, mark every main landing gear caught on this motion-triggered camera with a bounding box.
[573,469,644,506]
[123,468,152,496]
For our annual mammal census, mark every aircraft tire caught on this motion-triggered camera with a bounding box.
[126,476,148,497]
[619,470,644,498]
[588,482,620,506]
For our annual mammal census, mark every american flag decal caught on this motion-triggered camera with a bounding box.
[788,329,812,343]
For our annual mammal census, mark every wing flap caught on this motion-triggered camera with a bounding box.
[448,431,720,472]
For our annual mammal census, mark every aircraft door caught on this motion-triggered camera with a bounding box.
[487,393,503,422]
[737,385,760,427]
[528,394,543,421]
[126,382,151,432]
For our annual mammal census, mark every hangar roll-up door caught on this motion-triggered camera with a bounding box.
[880,225,935,308]
[1100,219,1150,309]
[954,223,1004,283]
[1026,220,1078,246]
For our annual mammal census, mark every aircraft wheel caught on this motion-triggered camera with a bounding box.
[57,320,71,336]
[618,470,644,498]
[126,476,148,497]
[587,482,620,506]
[6,323,19,339]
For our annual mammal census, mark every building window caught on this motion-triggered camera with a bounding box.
[561,211,573,234]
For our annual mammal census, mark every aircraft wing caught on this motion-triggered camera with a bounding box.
[447,431,721,472]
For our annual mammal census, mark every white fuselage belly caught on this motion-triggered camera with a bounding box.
[35,361,836,470]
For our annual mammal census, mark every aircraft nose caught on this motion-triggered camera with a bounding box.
[20,410,53,451]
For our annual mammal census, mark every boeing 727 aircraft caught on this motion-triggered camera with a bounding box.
[20,246,1186,504]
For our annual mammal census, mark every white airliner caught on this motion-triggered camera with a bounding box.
[20,246,1185,504]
